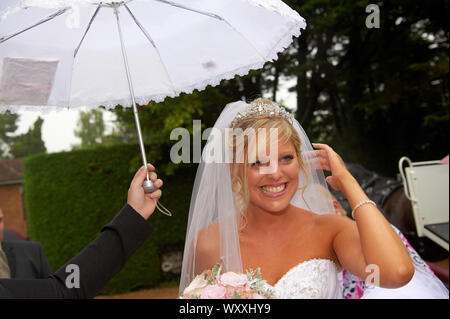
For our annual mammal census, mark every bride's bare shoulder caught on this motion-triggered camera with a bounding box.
[196,222,220,257]
[312,210,355,233]
[291,205,351,231]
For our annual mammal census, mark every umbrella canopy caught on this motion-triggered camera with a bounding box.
[0,0,306,201]
[0,0,305,113]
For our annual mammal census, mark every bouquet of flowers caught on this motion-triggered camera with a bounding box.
[180,264,274,299]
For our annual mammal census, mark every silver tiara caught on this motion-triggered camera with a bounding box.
[230,100,294,128]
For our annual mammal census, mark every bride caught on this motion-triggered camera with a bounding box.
[179,98,446,299]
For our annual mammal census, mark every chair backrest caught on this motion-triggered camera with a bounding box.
[401,159,449,251]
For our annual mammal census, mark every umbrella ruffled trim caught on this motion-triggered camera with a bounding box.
[0,18,305,114]
[92,20,305,110]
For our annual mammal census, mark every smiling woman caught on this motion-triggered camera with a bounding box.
[176,98,436,299]
[179,98,340,296]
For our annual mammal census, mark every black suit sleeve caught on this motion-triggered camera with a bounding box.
[37,243,52,279]
[0,204,153,299]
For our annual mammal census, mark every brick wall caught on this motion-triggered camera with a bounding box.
[0,183,27,238]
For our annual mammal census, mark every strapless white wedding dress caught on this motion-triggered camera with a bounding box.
[264,258,343,299]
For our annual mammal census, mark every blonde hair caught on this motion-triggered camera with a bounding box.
[229,98,310,229]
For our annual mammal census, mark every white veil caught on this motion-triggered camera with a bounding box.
[179,100,336,294]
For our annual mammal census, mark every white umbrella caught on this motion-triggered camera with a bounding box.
[0,0,306,193]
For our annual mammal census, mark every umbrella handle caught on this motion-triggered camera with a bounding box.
[113,4,156,194]
[143,178,156,193]
[114,4,172,217]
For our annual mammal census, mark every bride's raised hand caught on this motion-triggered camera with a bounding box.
[311,143,352,192]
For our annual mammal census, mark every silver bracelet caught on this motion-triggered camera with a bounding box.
[351,200,376,219]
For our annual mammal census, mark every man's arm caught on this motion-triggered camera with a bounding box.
[0,204,153,298]
[0,163,163,299]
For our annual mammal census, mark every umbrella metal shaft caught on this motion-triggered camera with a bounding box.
[113,5,155,192]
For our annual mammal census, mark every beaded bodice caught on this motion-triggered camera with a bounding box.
[264,258,343,299]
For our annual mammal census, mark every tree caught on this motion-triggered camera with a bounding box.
[0,111,19,159]
[72,109,107,149]
[9,116,46,158]
[282,0,449,175]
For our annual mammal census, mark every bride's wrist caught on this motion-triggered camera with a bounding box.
[336,169,355,186]
[339,172,363,196]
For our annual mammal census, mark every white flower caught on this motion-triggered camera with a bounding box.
[182,274,208,298]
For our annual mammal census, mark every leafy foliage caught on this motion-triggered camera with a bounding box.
[0,111,18,159]
[72,109,107,149]
[9,117,46,158]
[283,0,448,175]
[0,113,46,159]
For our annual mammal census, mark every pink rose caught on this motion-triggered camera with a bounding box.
[200,285,227,299]
[218,272,249,288]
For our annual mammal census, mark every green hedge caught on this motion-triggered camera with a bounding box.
[24,143,195,294]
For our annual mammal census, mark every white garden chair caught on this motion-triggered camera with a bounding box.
[399,157,449,251]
